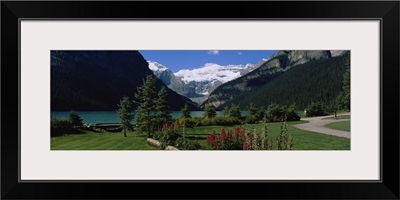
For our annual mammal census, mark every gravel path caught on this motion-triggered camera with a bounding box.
[293,113,351,139]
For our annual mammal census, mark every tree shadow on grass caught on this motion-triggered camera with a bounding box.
[51,128,87,137]
[184,136,207,140]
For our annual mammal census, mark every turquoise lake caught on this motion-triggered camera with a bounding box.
[51,111,249,124]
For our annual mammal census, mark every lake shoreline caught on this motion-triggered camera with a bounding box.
[51,111,250,124]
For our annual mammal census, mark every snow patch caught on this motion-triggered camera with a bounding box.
[147,61,168,72]
[174,63,255,84]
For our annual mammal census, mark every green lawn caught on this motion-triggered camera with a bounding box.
[325,120,351,132]
[51,131,158,150]
[52,121,350,150]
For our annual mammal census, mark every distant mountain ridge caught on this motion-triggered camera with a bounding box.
[203,50,333,108]
[223,53,349,110]
[51,51,198,111]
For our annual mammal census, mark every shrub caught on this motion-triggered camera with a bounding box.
[267,103,300,122]
[198,117,242,126]
[160,131,178,150]
[306,102,329,117]
[51,118,72,136]
[152,131,163,140]
[257,106,267,120]
[175,138,202,150]
[177,117,198,128]
[267,103,286,122]
[286,105,300,121]
[246,115,259,124]
[155,122,181,149]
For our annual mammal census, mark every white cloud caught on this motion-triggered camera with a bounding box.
[238,52,242,55]
[207,50,219,55]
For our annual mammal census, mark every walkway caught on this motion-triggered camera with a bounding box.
[293,113,351,139]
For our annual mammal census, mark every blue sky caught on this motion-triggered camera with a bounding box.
[139,50,277,72]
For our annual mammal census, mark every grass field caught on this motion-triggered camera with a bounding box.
[51,131,158,150]
[325,120,351,132]
[51,121,350,150]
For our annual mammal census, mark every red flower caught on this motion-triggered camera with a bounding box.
[227,130,233,141]
[220,128,226,142]
[234,127,240,138]
[207,131,222,150]
[206,135,212,145]
[169,123,175,132]
[243,142,249,150]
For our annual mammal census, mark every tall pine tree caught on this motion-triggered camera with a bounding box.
[204,104,216,118]
[155,87,172,130]
[69,110,83,128]
[135,75,157,137]
[181,103,191,118]
[246,103,258,123]
[223,106,229,117]
[117,96,134,137]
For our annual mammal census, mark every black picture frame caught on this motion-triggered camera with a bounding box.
[1,1,399,199]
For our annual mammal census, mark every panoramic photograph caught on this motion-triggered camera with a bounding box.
[50,50,350,150]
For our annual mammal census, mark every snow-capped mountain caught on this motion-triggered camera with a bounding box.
[147,61,194,97]
[147,59,265,104]
[148,61,168,76]
[175,63,255,84]
[174,63,259,96]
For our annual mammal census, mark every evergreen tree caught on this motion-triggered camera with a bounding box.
[229,103,241,119]
[218,55,348,111]
[204,104,216,118]
[155,87,172,130]
[258,106,267,120]
[342,54,350,110]
[332,92,343,119]
[135,75,157,137]
[223,106,230,117]
[135,106,147,132]
[248,103,258,117]
[117,96,134,137]
[181,103,191,118]
[69,110,83,128]
[246,103,258,123]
